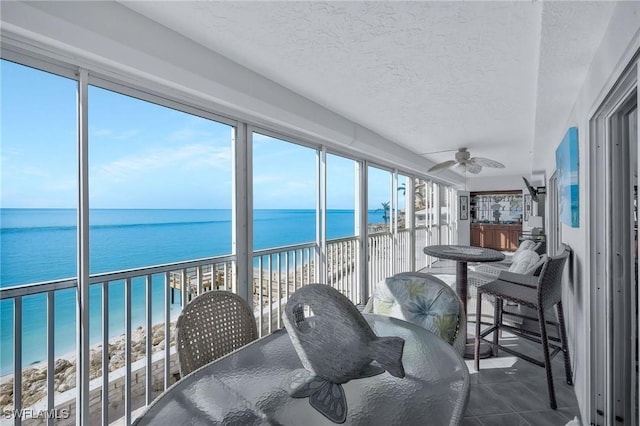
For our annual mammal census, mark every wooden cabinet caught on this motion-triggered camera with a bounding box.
[471,226,482,246]
[471,224,522,251]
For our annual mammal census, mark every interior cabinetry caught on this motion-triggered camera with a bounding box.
[471,224,522,251]
[470,190,523,251]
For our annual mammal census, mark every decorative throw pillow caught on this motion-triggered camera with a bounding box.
[512,247,535,265]
[373,274,460,344]
[508,250,540,274]
[515,239,536,253]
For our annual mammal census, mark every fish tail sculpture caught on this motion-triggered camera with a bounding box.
[283,284,406,423]
[369,336,405,378]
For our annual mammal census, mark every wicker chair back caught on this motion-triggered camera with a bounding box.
[176,290,258,376]
[537,245,570,308]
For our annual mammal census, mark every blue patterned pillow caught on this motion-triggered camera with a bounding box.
[373,274,461,344]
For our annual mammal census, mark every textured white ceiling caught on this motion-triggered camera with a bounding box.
[120,1,616,178]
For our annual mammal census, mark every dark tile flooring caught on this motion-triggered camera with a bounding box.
[419,260,581,426]
[462,333,580,426]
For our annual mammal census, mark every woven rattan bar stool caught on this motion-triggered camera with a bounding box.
[474,244,573,410]
[176,290,258,377]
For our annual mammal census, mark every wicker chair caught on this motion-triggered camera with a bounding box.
[474,244,572,410]
[472,247,544,277]
[467,253,546,325]
[175,290,258,377]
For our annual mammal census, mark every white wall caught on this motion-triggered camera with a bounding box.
[466,174,528,192]
[530,2,640,421]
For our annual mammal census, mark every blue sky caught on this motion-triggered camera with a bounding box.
[2,59,393,210]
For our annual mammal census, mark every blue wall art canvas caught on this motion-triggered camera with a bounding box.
[555,127,579,227]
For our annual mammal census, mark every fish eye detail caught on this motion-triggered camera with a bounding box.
[293,303,315,333]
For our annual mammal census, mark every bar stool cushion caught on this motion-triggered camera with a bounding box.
[508,250,540,274]
[515,239,537,253]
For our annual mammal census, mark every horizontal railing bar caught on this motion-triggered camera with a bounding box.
[325,235,359,244]
[368,230,392,236]
[2,236,371,300]
[0,254,236,299]
[91,255,236,282]
[0,278,77,299]
[253,241,316,257]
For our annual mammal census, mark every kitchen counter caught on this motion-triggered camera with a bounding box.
[471,224,522,251]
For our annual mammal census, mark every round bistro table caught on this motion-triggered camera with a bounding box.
[423,245,505,358]
[134,314,470,426]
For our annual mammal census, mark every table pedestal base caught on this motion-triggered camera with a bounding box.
[463,337,493,360]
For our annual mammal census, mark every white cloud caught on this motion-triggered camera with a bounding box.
[20,165,50,178]
[42,178,76,192]
[94,144,231,182]
[253,175,282,185]
[167,126,216,143]
[92,128,140,140]
[251,133,274,143]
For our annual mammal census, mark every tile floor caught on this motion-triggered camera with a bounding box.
[462,331,580,426]
[419,260,581,426]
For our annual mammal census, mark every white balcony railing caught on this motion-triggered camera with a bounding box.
[0,232,418,425]
[252,242,316,336]
[0,255,235,426]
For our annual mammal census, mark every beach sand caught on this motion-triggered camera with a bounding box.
[0,322,176,412]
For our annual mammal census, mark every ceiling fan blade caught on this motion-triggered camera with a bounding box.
[456,162,482,174]
[428,160,457,172]
[466,163,482,174]
[469,157,505,168]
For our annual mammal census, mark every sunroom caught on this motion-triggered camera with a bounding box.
[1,2,639,426]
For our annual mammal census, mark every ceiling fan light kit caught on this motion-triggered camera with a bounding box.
[427,148,505,174]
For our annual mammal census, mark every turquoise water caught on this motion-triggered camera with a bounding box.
[0,208,384,375]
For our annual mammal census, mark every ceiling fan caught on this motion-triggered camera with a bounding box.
[427,148,505,174]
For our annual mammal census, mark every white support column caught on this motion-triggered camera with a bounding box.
[316,147,327,284]
[233,124,252,302]
[391,170,398,275]
[76,68,90,426]
[407,177,416,271]
[355,161,369,304]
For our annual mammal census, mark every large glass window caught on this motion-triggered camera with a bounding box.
[1,53,465,423]
[326,154,356,239]
[414,179,428,270]
[367,166,392,234]
[426,181,440,251]
[1,60,78,380]
[397,174,411,230]
[252,132,317,249]
[367,166,393,286]
[1,60,78,285]
[88,86,235,383]
[414,179,427,227]
[88,86,234,271]
[439,185,452,245]
[395,174,412,272]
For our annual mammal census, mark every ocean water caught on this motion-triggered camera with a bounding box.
[0,208,385,375]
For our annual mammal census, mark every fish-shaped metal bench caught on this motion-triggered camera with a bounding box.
[283,284,405,423]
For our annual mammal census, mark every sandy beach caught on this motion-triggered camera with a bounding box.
[0,321,176,412]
